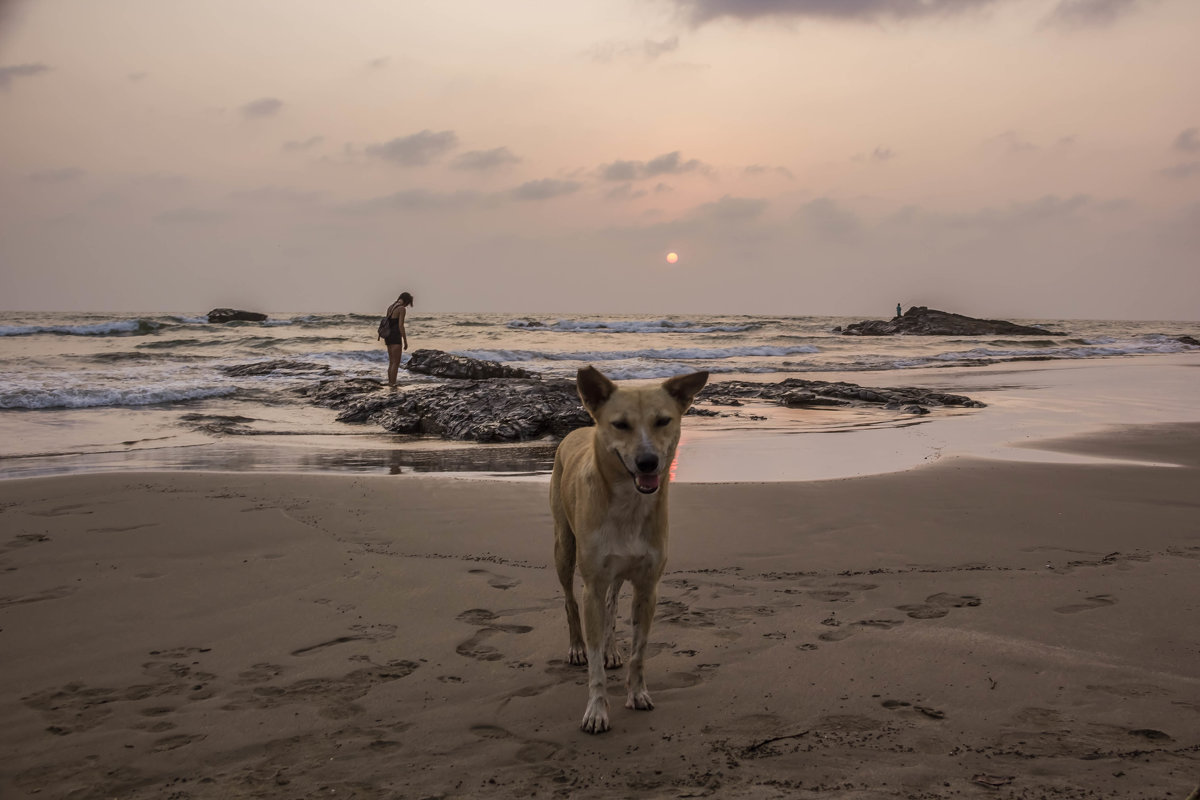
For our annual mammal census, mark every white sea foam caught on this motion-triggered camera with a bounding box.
[506,318,757,333]
[457,345,820,363]
[0,384,238,410]
[926,338,1198,364]
[0,319,163,337]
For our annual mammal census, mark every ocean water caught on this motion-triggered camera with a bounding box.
[1,311,1196,479]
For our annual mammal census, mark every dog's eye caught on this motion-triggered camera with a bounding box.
[612,420,631,431]
[654,417,671,428]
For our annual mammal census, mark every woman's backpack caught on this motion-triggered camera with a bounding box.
[377,316,391,340]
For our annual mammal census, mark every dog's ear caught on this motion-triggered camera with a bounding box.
[577,365,617,416]
[663,370,708,412]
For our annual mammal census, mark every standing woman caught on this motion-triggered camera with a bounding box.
[382,291,413,387]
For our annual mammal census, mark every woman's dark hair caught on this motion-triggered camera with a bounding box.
[399,291,414,307]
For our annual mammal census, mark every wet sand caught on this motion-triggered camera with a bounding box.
[1,422,1198,799]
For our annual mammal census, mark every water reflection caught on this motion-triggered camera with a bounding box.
[0,441,559,480]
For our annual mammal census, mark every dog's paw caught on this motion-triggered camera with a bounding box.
[626,689,654,711]
[567,645,587,666]
[580,698,610,734]
[603,649,624,670]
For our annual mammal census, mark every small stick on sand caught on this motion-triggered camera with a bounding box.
[744,730,810,753]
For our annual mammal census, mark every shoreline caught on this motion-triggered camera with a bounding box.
[1,421,1198,798]
[2,353,1198,483]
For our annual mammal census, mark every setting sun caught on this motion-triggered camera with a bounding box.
[666,252,679,264]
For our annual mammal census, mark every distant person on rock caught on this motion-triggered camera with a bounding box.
[896,303,902,318]
[382,291,413,387]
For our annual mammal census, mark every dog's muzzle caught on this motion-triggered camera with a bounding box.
[632,453,660,494]
[615,448,662,494]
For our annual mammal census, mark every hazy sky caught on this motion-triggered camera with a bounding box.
[2,0,1198,318]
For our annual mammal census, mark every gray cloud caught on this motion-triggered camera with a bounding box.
[282,135,324,152]
[589,36,680,63]
[364,130,459,166]
[0,62,51,90]
[605,183,649,201]
[599,150,709,181]
[1173,127,1200,154]
[987,130,1038,155]
[600,160,640,181]
[239,97,283,119]
[509,178,582,201]
[1044,0,1142,29]
[690,195,768,223]
[344,189,490,214]
[28,167,86,183]
[347,179,581,212]
[671,0,1001,25]
[854,146,896,163]
[127,71,148,82]
[744,164,796,179]
[1160,162,1200,180]
[795,198,862,241]
[645,36,681,59]
[646,151,706,176]
[451,146,522,171]
[940,194,1091,230]
[367,57,389,69]
[228,186,326,205]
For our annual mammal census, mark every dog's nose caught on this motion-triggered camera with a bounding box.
[635,453,659,473]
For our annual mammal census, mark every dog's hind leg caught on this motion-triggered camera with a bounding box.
[624,578,657,711]
[553,522,586,666]
[581,579,613,733]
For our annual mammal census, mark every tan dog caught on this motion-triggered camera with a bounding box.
[551,366,708,734]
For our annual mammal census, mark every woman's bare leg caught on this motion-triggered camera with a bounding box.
[386,344,403,386]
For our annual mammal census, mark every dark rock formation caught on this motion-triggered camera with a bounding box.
[1176,335,1199,347]
[298,353,985,442]
[405,349,537,380]
[837,306,1061,336]
[301,378,589,443]
[207,308,268,323]
[699,378,984,412]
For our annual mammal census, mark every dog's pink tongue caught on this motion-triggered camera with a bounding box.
[636,473,660,492]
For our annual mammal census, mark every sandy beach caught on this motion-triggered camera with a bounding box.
[2,416,1198,799]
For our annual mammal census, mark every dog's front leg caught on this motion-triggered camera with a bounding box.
[625,579,657,711]
[580,580,612,734]
[604,580,624,669]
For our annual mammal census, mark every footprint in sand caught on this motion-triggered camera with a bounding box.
[22,683,120,734]
[469,568,520,591]
[1053,594,1117,614]
[221,660,419,716]
[897,593,981,619]
[235,663,284,685]
[469,724,560,762]
[654,671,704,690]
[818,619,904,642]
[657,598,716,628]
[455,608,533,662]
